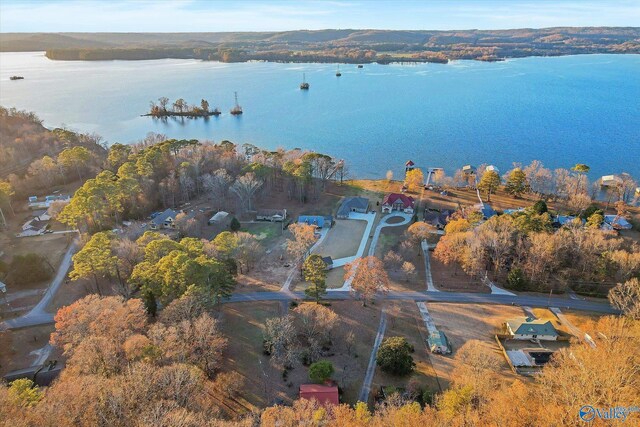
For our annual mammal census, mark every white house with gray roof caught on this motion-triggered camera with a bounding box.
[505,317,558,341]
[336,197,369,219]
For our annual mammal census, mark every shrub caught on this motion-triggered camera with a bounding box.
[532,200,548,214]
[376,336,415,376]
[230,217,241,231]
[506,267,528,291]
[309,360,334,383]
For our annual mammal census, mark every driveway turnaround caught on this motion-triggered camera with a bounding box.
[1,239,78,331]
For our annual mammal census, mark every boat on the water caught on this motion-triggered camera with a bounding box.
[300,73,310,90]
[230,92,243,115]
[336,65,341,77]
[357,64,363,69]
[10,76,24,80]
[211,108,221,116]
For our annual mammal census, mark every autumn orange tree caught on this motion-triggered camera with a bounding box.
[344,256,389,306]
[286,222,317,262]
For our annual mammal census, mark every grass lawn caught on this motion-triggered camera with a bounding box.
[425,303,524,389]
[241,222,282,248]
[371,301,441,404]
[0,233,72,292]
[218,301,381,412]
[561,310,603,335]
[0,324,59,376]
[430,257,490,293]
[313,219,367,260]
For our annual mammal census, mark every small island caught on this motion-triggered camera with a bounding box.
[10,76,25,80]
[144,97,221,118]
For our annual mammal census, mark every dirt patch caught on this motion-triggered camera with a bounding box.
[371,301,441,403]
[218,300,381,411]
[425,303,524,388]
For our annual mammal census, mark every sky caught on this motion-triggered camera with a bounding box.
[1,0,639,33]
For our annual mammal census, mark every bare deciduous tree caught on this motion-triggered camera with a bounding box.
[231,172,263,211]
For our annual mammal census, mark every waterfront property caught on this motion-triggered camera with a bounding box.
[381,193,414,214]
[336,197,369,219]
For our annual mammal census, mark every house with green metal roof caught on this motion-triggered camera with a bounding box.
[505,317,558,341]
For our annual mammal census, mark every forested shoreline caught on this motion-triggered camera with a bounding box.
[1,27,637,63]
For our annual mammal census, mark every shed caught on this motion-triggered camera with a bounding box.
[299,384,339,406]
[208,211,230,225]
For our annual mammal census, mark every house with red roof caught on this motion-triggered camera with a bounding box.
[299,383,339,406]
[405,160,415,172]
[381,193,415,214]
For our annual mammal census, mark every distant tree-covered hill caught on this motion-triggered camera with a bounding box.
[1,27,638,63]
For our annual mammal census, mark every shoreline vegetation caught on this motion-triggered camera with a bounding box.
[144,97,221,118]
[1,27,637,63]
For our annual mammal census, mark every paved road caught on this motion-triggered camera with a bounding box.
[228,289,618,314]
[358,306,387,403]
[1,240,78,331]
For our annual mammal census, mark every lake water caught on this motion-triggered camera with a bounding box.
[1,52,639,180]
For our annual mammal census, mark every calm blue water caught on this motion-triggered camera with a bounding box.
[1,52,639,179]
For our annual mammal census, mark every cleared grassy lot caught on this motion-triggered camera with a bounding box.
[313,219,367,260]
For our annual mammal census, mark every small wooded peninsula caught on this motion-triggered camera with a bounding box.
[144,97,220,118]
